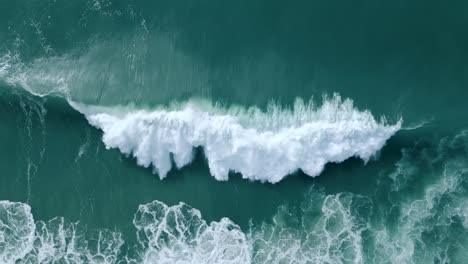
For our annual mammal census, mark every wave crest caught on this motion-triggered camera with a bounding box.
[73,95,401,183]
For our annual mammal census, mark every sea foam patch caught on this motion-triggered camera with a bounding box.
[0,201,36,264]
[73,95,401,183]
[0,200,249,264]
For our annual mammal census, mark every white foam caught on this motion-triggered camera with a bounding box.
[0,193,372,264]
[0,200,250,264]
[372,131,468,263]
[250,190,370,264]
[0,54,13,78]
[0,195,369,264]
[2,155,467,264]
[73,95,401,183]
[134,201,251,264]
[0,202,125,264]
[0,201,36,264]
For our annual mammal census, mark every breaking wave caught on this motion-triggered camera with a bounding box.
[1,52,401,183]
[73,95,401,183]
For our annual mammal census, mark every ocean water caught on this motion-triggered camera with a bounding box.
[1,0,468,263]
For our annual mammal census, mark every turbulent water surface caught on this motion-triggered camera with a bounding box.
[1,0,468,263]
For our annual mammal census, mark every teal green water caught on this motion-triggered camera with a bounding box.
[1,0,468,263]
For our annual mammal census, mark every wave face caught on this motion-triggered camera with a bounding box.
[0,52,400,183]
[73,96,401,182]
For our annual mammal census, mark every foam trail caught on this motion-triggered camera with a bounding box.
[400,119,433,131]
[72,95,401,183]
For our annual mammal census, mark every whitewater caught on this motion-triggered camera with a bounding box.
[72,96,401,183]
